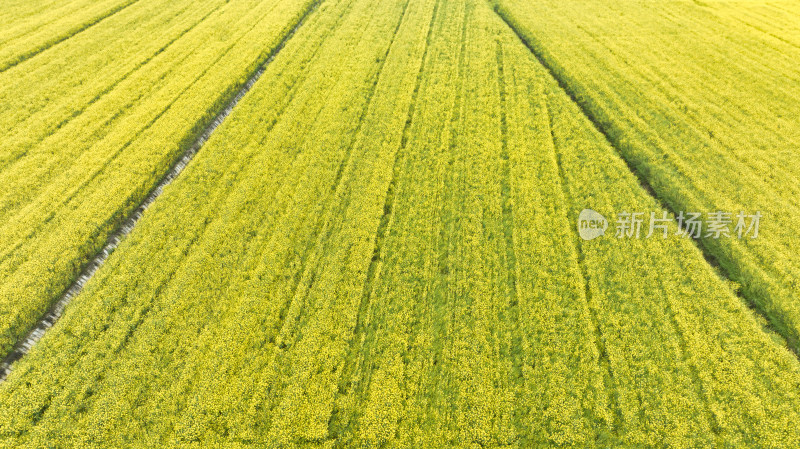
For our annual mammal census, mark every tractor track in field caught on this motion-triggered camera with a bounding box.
[490,2,799,362]
[542,89,624,437]
[328,0,441,438]
[0,0,324,383]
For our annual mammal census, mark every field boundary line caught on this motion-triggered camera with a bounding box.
[0,0,142,73]
[0,0,325,383]
[490,2,799,360]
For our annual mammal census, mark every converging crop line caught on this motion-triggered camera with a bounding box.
[0,0,142,74]
[327,0,441,440]
[494,40,526,442]
[655,276,722,434]
[240,3,395,419]
[0,0,325,384]
[331,0,413,307]
[542,95,624,436]
[490,3,799,361]
[432,5,471,440]
[250,0,364,347]
[324,0,421,437]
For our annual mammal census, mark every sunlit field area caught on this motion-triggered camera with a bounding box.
[1,0,799,446]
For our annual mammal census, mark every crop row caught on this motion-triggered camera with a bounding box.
[0,0,318,354]
[493,0,800,354]
[0,0,423,444]
[0,0,138,72]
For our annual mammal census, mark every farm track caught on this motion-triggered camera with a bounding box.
[493,40,527,442]
[0,0,324,383]
[491,3,798,359]
[254,4,414,431]
[252,1,432,442]
[542,87,625,436]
